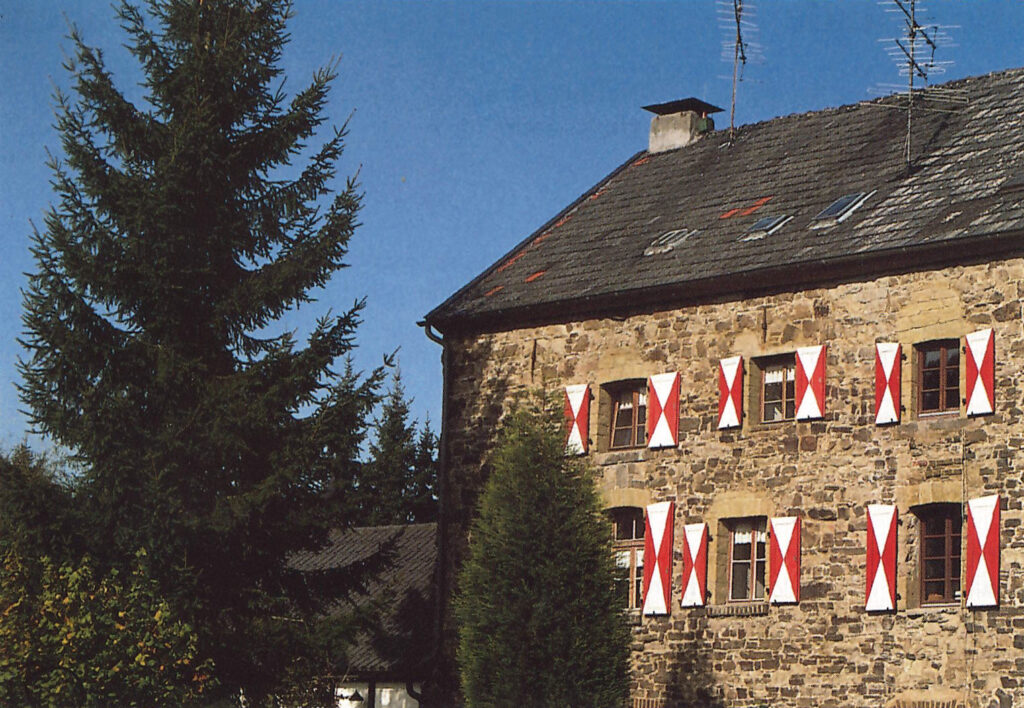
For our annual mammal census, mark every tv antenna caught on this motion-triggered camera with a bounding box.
[866,0,965,170]
[717,0,764,140]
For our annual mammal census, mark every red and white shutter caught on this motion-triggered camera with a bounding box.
[965,328,995,417]
[680,523,708,608]
[647,373,680,449]
[966,494,1000,608]
[795,345,826,421]
[874,343,901,425]
[717,356,743,430]
[865,504,897,612]
[563,384,590,455]
[768,516,801,604]
[642,501,674,615]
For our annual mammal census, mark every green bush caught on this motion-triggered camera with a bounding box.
[455,402,631,707]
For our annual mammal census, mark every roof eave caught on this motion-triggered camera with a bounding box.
[427,229,1024,336]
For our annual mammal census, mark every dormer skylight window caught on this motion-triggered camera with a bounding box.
[644,228,692,255]
[811,191,874,228]
[742,215,791,241]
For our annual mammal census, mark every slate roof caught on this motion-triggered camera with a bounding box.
[425,68,1024,333]
[290,523,437,676]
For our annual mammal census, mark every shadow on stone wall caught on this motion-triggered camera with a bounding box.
[662,627,725,708]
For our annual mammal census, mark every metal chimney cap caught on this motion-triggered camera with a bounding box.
[642,98,724,116]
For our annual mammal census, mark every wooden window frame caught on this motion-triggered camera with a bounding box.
[919,504,962,606]
[759,355,796,424]
[917,339,960,416]
[608,383,647,449]
[610,508,645,610]
[726,517,767,603]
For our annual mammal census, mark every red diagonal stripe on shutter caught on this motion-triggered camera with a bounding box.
[657,504,675,611]
[786,519,801,603]
[642,513,656,599]
[647,377,663,444]
[966,329,995,416]
[865,511,880,606]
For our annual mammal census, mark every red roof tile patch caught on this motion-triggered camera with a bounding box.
[484,285,504,297]
[740,196,773,216]
[524,270,546,283]
[495,251,526,273]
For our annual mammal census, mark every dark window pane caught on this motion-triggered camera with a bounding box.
[733,540,752,561]
[922,369,941,390]
[612,428,631,448]
[922,390,940,411]
[785,399,795,419]
[924,559,946,580]
[764,400,782,422]
[924,515,946,535]
[923,349,941,368]
[731,563,750,600]
[946,347,959,367]
[945,368,959,389]
[754,560,766,598]
[924,537,946,558]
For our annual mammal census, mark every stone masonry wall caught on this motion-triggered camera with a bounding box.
[440,255,1024,708]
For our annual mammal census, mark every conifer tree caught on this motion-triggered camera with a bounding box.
[359,370,438,525]
[18,1,378,700]
[455,402,631,707]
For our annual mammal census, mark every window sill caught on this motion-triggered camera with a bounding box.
[917,410,959,419]
[707,602,769,617]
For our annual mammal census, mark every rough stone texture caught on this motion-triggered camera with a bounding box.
[439,255,1024,707]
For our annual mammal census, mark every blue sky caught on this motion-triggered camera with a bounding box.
[1,1,1021,450]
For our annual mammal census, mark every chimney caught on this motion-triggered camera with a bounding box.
[643,98,723,153]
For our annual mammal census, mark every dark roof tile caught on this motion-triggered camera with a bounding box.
[427,68,1024,330]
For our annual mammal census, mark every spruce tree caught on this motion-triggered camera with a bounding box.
[359,370,437,525]
[18,1,378,700]
[455,402,631,707]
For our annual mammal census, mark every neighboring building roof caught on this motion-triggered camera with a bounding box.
[426,67,1024,333]
[290,523,437,676]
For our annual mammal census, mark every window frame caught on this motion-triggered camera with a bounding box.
[918,504,962,606]
[607,383,647,450]
[916,339,960,417]
[726,517,768,603]
[610,507,645,611]
[759,354,797,424]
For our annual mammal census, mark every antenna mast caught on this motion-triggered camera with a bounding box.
[717,0,762,141]
[730,0,745,140]
[869,0,963,171]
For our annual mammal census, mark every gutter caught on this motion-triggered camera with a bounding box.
[415,320,448,707]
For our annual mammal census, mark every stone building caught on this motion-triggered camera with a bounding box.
[422,67,1024,707]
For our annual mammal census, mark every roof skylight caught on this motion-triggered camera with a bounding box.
[644,228,692,256]
[742,215,791,240]
[812,191,874,227]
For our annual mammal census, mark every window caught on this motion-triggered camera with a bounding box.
[610,508,645,610]
[919,504,962,605]
[760,356,796,423]
[917,340,959,415]
[727,518,767,602]
[609,384,647,449]
[742,214,791,240]
[644,228,693,256]
[811,191,872,226]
